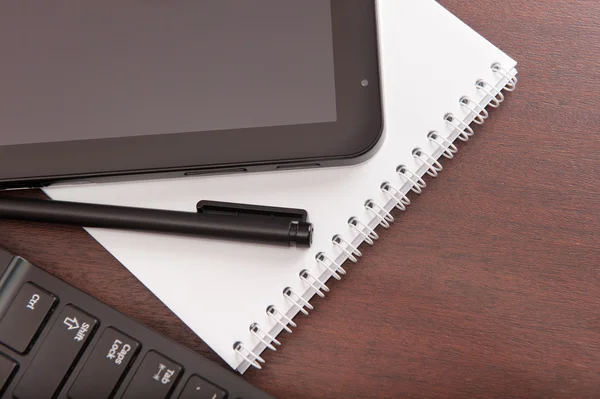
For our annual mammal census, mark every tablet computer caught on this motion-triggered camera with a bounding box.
[0,0,383,190]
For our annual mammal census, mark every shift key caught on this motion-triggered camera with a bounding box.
[13,305,98,399]
[0,282,56,353]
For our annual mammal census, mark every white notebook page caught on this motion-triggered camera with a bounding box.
[45,0,517,373]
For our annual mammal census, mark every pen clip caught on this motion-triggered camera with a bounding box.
[196,200,308,223]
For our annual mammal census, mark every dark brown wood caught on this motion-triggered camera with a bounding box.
[1,1,599,398]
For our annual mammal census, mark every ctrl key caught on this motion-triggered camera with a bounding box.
[0,282,56,353]
[0,352,17,395]
[122,350,183,399]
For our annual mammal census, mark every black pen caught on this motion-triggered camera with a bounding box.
[0,197,313,247]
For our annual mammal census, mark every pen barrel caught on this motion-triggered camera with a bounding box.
[0,197,312,247]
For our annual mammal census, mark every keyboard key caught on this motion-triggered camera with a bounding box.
[179,375,227,399]
[0,352,17,395]
[122,350,183,399]
[68,327,140,399]
[13,305,98,399]
[0,282,56,353]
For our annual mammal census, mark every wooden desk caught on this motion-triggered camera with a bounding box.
[1,1,598,397]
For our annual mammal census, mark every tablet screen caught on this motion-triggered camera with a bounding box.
[0,1,336,146]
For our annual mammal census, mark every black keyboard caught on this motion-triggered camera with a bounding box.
[0,247,274,399]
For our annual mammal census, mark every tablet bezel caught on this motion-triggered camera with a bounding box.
[0,0,383,189]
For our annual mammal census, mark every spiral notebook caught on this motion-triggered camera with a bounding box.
[44,0,517,374]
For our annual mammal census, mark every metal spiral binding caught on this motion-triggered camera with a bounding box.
[428,131,458,159]
[348,217,379,245]
[283,287,314,316]
[234,63,517,371]
[299,269,329,297]
[459,96,488,125]
[491,62,517,91]
[233,342,265,370]
[476,79,504,107]
[444,113,474,141]
[316,252,346,279]
[412,148,444,177]
[397,165,426,193]
[364,200,394,228]
[250,323,281,351]
[332,234,362,263]
[266,305,296,333]
[381,182,411,210]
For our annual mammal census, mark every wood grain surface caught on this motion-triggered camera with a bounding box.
[1,1,599,398]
